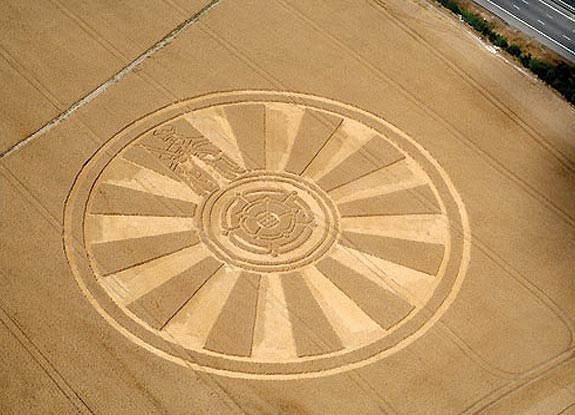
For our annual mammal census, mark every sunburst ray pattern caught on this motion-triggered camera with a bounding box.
[82,98,454,365]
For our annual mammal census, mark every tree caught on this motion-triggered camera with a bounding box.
[493,35,508,49]
[529,59,552,81]
[520,53,532,68]
[506,44,521,57]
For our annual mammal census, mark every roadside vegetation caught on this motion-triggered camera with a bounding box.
[435,0,575,105]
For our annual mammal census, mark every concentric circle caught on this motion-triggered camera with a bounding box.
[64,91,470,379]
[199,172,339,272]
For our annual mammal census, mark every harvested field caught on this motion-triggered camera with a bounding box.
[1,0,574,414]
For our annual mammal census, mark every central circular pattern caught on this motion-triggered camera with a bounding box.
[199,172,339,272]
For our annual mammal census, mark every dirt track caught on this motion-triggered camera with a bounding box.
[1,0,574,414]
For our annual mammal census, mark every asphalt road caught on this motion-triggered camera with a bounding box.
[472,0,575,62]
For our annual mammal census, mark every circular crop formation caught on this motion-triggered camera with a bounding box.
[64,91,470,379]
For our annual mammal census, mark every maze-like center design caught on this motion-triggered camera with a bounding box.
[255,211,281,229]
[199,172,338,272]
[64,91,469,379]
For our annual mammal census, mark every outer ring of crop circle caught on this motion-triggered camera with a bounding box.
[63,90,471,380]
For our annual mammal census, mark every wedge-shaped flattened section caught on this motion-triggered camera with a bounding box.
[317,135,404,192]
[283,109,342,175]
[282,272,344,357]
[302,267,385,348]
[224,103,266,170]
[329,158,428,205]
[341,214,449,245]
[316,257,414,329]
[251,274,298,361]
[86,214,196,244]
[301,118,380,181]
[184,107,247,169]
[203,272,261,357]
[89,184,197,217]
[101,157,201,204]
[328,244,435,306]
[100,244,211,306]
[338,185,441,217]
[264,103,305,171]
[163,267,240,349]
[128,257,223,330]
[341,232,445,276]
[89,230,200,275]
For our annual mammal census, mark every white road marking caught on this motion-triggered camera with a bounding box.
[536,0,575,24]
[563,34,572,40]
[481,0,575,57]
[537,19,546,25]
[521,0,529,4]
[546,13,554,19]
[513,4,521,10]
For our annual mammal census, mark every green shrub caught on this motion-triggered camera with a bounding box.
[463,12,480,27]
[439,0,461,14]
[520,53,532,68]
[526,59,575,103]
[461,11,473,21]
[555,62,575,79]
[506,44,522,57]
[462,13,494,37]
[493,34,508,49]
[529,59,552,81]
[552,78,568,93]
